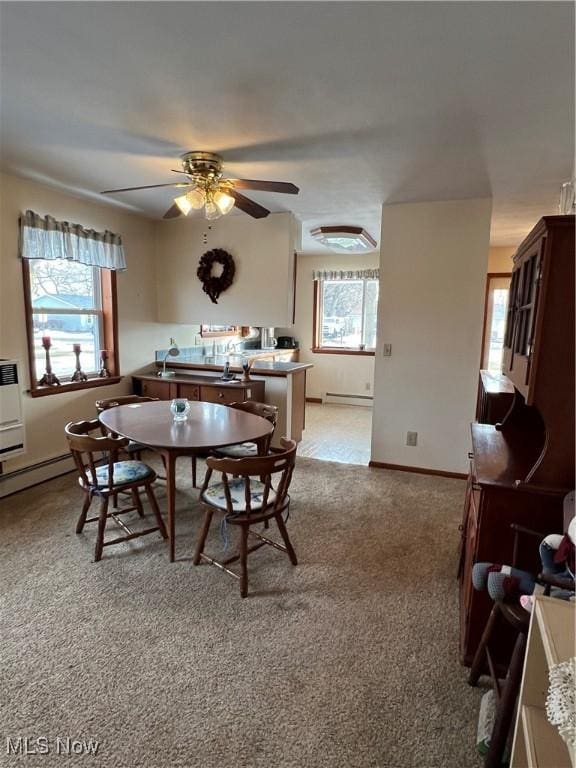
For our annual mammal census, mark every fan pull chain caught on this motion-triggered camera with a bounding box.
[202,225,213,246]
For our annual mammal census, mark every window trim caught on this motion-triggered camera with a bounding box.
[311,279,377,356]
[479,271,512,371]
[22,260,121,397]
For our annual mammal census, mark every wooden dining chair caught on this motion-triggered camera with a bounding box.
[65,419,167,562]
[95,395,159,460]
[212,401,278,459]
[194,438,297,597]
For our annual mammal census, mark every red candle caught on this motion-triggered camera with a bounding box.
[41,335,51,348]
[100,349,108,359]
[73,343,81,353]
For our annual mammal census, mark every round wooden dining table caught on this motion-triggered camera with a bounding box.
[99,400,274,562]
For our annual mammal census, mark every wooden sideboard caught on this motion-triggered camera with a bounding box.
[460,216,574,668]
[133,374,265,405]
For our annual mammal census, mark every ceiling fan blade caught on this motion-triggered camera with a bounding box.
[228,190,270,219]
[163,203,183,220]
[227,179,299,195]
[101,182,192,194]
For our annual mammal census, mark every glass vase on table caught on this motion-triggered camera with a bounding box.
[170,399,190,422]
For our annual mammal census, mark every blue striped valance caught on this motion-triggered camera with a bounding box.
[19,210,126,271]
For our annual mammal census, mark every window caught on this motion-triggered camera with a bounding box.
[481,273,511,372]
[23,259,120,396]
[313,276,379,354]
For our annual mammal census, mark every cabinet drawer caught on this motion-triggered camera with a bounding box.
[200,386,244,405]
[177,383,200,401]
[140,379,174,400]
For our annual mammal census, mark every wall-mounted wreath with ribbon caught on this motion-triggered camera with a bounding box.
[197,248,236,304]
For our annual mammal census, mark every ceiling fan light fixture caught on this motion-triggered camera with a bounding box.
[310,226,377,253]
[213,189,235,215]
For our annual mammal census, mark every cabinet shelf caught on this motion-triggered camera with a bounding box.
[521,705,572,768]
[511,597,575,768]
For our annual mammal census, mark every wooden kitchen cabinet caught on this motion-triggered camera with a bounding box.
[139,378,177,400]
[133,375,264,405]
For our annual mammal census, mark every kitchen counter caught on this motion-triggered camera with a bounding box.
[134,357,312,445]
[156,357,312,378]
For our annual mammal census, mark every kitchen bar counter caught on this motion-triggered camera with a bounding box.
[134,358,312,444]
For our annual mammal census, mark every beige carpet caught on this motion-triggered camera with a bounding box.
[0,456,484,768]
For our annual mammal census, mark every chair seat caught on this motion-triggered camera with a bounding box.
[95,460,154,488]
[201,478,276,512]
[216,442,258,458]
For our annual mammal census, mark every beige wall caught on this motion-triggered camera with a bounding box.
[0,173,197,472]
[371,198,492,474]
[279,251,379,400]
[488,246,515,273]
[156,212,297,327]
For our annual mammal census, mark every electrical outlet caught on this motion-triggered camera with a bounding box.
[383,343,392,357]
[365,382,371,391]
[406,431,418,447]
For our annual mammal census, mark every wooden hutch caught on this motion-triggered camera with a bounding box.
[459,215,575,667]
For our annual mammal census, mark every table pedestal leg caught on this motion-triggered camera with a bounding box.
[165,453,176,562]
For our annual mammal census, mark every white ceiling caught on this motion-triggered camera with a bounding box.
[0,2,573,250]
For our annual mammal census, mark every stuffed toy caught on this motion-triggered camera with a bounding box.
[472,516,575,612]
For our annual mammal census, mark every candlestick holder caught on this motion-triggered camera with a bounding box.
[38,336,60,386]
[99,350,111,378]
[71,344,88,383]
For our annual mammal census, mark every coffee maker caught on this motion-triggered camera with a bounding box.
[260,327,277,349]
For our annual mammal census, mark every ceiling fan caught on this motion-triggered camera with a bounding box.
[101,151,299,221]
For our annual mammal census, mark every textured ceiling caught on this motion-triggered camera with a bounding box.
[0,2,574,250]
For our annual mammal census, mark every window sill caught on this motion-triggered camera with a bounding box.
[311,348,375,356]
[29,376,123,398]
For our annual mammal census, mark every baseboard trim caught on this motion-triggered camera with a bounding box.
[306,397,323,403]
[368,461,467,480]
[0,453,76,498]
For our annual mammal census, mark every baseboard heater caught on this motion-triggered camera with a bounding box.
[0,453,75,498]
[323,392,373,407]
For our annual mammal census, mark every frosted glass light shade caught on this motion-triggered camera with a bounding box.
[174,193,192,216]
[213,189,235,215]
[187,187,206,210]
[204,200,222,220]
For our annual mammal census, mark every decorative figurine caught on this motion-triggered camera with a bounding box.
[99,349,111,378]
[71,343,88,382]
[241,361,252,382]
[38,335,60,386]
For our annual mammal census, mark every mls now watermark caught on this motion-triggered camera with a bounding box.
[6,736,99,757]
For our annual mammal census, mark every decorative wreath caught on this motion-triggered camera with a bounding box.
[197,249,236,304]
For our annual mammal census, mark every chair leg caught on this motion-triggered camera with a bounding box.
[94,497,109,562]
[485,631,527,768]
[275,513,298,565]
[193,508,214,565]
[469,603,500,686]
[76,494,92,534]
[132,488,145,517]
[191,456,197,488]
[239,524,249,598]
[144,484,167,539]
